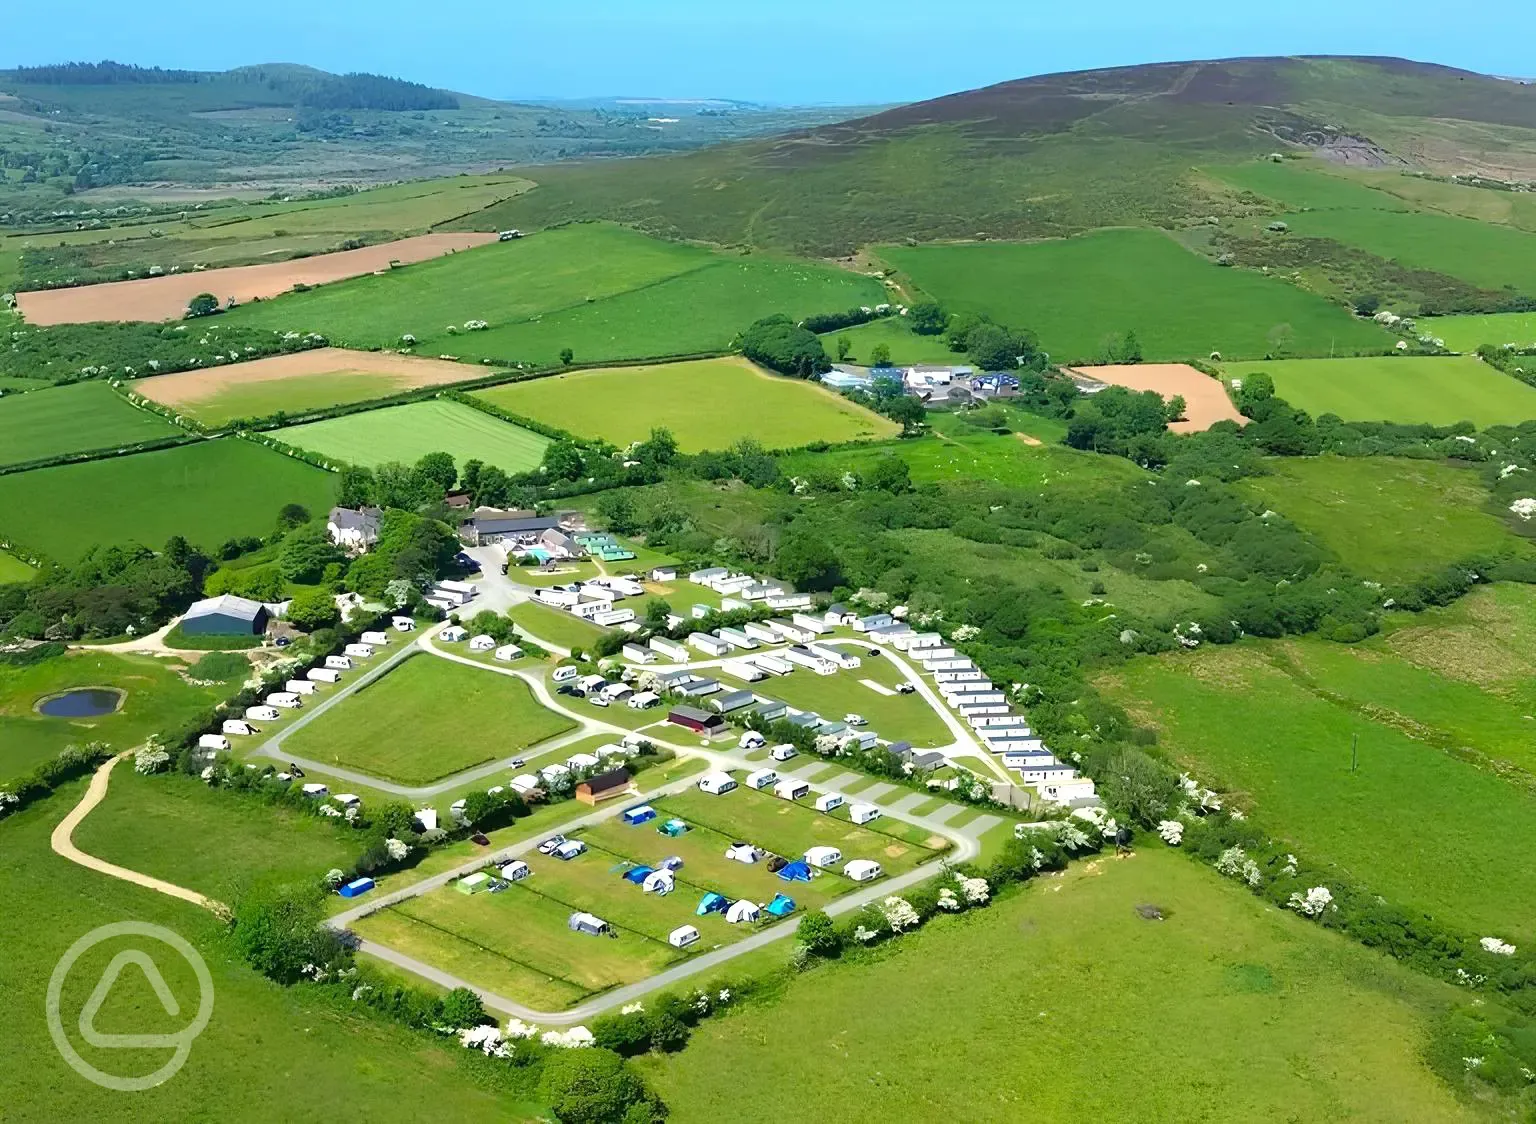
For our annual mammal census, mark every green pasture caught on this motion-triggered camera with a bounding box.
[819,317,959,366]
[0,438,337,562]
[1206,160,1412,213]
[1425,312,1536,353]
[0,650,226,779]
[275,399,549,473]
[507,601,609,653]
[0,549,35,583]
[1237,455,1526,582]
[1380,582,1536,700]
[1224,354,1536,427]
[0,380,183,467]
[641,849,1480,1122]
[282,654,576,785]
[880,230,1392,364]
[475,358,898,452]
[1104,640,1536,943]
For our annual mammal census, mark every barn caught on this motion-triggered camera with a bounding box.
[179,594,269,637]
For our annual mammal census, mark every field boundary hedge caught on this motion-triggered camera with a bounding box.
[0,431,203,478]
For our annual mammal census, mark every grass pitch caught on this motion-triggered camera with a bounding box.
[0,381,183,467]
[1424,312,1536,353]
[275,399,550,473]
[0,549,35,583]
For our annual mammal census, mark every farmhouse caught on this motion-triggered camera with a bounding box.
[669,706,724,734]
[576,768,634,805]
[327,506,382,553]
[181,594,269,637]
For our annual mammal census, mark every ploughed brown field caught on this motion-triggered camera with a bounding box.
[1067,363,1247,433]
[14,233,496,325]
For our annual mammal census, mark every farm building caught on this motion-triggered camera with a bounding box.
[461,507,564,548]
[669,706,724,735]
[576,768,635,805]
[181,594,269,637]
[327,506,382,553]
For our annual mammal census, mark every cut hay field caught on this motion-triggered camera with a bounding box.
[1102,636,1536,944]
[0,380,183,466]
[475,357,899,451]
[1426,312,1536,353]
[275,399,549,473]
[134,347,488,425]
[0,549,34,583]
[1068,363,1245,432]
[14,232,497,325]
[282,654,576,785]
[641,848,1480,1123]
[1225,354,1536,427]
[1237,455,1527,582]
[0,438,337,562]
[880,230,1392,364]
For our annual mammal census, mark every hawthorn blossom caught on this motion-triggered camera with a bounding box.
[134,746,171,775]
[882,896,921,932]
[952,624,979,642]
[385,837,411,861]
[325,869,345,888]
[956,873,990,905]
[0,790,17,819]
[460,1024,510,1058]
[1029,847,1046,871]
[1287,886,1334,917]
[620,1003,645,1015]
[1283,854,1299,877]
[1215,846,1263,887]
[1511,498,1536,521]
[540,1026,594,1048]
[1156,820,1184,846]
[853,925,879,943]
[937,888,962,911]
[1481,937,1517,956]
[1057,823,1092,853]
[505,1018,540,1039]
[718,988,731,1003]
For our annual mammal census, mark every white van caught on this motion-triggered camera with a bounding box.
[744,768,777,791]
[552,665,579,684]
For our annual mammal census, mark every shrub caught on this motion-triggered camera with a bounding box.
[188,651,250,683]
[537,1048,656,1124]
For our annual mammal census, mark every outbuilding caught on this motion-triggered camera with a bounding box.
[180,594,269,637]
[576,768,634,805]
[668,706,723,735]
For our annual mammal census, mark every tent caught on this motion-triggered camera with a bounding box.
[642,869,675,895]
[622,865,655,885]
[568,911,611,936]
[622,805,657,826]
[765,855,787,873]
[725,899,761,924]
[658,818,691,837]
[804,846,842,869]
[765,893,796,918]
[696,892,729,916]
[660,855,685,871]
[777,861,812,883]
[338,877,375,899]
[499,860,531,882]
[725,842,762,864]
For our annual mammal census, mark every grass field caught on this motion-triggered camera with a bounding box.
[1104,639,1536,943]
[1224,355,1536,427]
[0,438,337,562]
[1425,312,1536,353]
[819,317,959,366]
[275,399,550,473]
[72,768,357,901]
[0,549,35,583]
[641,849,1481,1122]
[0,783,539,1120]
[282,654,576,785]
[1238,455,1526,582]
[0,380,183,467]
[507,601,609,653]
[0,650,226,779]
[880,230,1392,364]
[134,348,489,425]
[476,357,899,451]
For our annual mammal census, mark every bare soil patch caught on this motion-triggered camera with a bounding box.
[14,233,496,325]
[1067,363,1247,433]
[133,348,483,414]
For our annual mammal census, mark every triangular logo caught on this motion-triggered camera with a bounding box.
[78,950,182,1049]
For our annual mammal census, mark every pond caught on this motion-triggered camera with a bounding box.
[35,687,125,718]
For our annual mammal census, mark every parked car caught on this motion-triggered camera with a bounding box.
[537,835,568,855]
[867,648,880,658]
[275,635,292,648]
[471,833,490,846]
[895,683,916,695]
[589,696,609,708]
[557,685,581,697]
[510,757,525,769]
[844,713,867,726]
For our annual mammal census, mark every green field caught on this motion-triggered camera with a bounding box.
[1104,636,1536,943]
[880,230,1392,364]
[1425,312,1536,353]
[476,357,899,452]
[642,848,1479,1122]
[819,317,960,366]
[0,549,35,583]
[1207,159,1414,213]
[275,399,550,473]
[282,654,576,785]
[507,600,609,653]
[1238,455,1526,582]
[0,438,337,562]
[1224,355,1536,427]
[1,650,227,779]
[72,768,357,901]
[0,784,539,1120]
[0,381,183,467]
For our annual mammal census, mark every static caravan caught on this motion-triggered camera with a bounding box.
[245,705,281,722]
[753,700,790,723]
[285,678,317,696]
[535,587,581,609]
[933,669,985,683]
[773,778,809,801]
[852,614,895,633]
[360,630,389,646]
[745,768,778,791]
[766,593,812,610]
[919,646,956,661]
[198,733,230,752]
[896,632,943,652]
[791,612,830,635]
[959,704,1011,719]
[222,719,255,737]
[689,567,730,585]
[1038,777,1098,806]
[652,567,679,583]
[676,678,722,698]
[266,692,302,709]
[324,654,352,671]
[438,579,478,598]
[743,621,781,645]
[622,643,655,664]
[768,620,812,644]
[722,658,766,683]
[848,803,881,825]
[784,646,837,676]
[740,582,773,602]
[690,603,713,620]
[1002,749,1058,771]
[715,626,758,650]
[751,653,793,676]
[809,643,860,670]
[942,679,994,696]
[649,636,689,662]
[841,730,879,750]
[956,691,1006,706]
[710,689,756,714]
[924,658,974,673]
[429,587,471,607]
[344,643,374,659]
[1017,761,1078,785]
[570,598,615,621]
[592,608,635,627]
[424,596,455,613]
[688,632,730,658]
[710,574,755,595]
[697,771,738,796]
[719,597,747,613]
[565,752,602,771]
[814,792,845,813]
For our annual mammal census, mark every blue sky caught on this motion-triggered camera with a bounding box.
[6,0,1534,105]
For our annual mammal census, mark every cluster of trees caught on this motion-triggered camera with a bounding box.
[0,320,326,385]
[3,61,199,84]
[739,315,831,377]
[291,72,459,112]
[800,304,893,334]
[1064,385,1185,458]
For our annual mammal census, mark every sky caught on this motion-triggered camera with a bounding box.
[6,0,1535,105]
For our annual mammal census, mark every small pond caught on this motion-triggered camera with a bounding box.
[35,687,125,718]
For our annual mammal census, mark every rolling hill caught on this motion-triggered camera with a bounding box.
[453,56,1536,256]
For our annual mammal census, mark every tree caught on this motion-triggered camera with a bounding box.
[644,598,672,629]
[596,491,638,534]
[559,347,575,365]
[275,504,310,532]
[537,1048,652,1124]
[278,523,344,583]
[797,909,842,956]
[413,451,457,495]
[1099,748,1182,827]
[883,395,927,432]
[775,532,841,591]
[336,465,375,508]
[1353,293,1382,317]
[458,459,484,497]
[1165,394,1187,423]
[869,342,892,367]
[231,881,339,984]
[835,335,852,360]
[909,301,947,335]
[286,587,340,631]
[436,988,486,1030]
[633,428,678,469]
[867,456,911,493]
[1121,329,1143,363]
[738,314,830,378]
[966,323,1020,370]
[473,465,512,508]
[186,292,219,318]
[542,440,585,481]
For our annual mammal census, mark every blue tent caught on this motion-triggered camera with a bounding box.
[338,877,375,899]
[777,861,812,883]
[658,818,690,837]
[696,892,728,916]
[623,866,655,885]
[765,893,796,918]
[622,805,657,826]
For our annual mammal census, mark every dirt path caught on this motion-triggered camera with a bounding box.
[1014,432,1044,447]
[50,752,227,916]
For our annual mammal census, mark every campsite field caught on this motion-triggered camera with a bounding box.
[1236,455,1526,582]
[879,230,1392,364]
[475,357,900,451]
[274,399,550,473]
[1425,311,1536,353]
[640,849,1481,1123]
[0,380,183,467]
[72,768,357,901]
[0,650,227,779]
[1068,363,1245,432]
[1223,355,1536,427]
[1102,637,1536,943]
[282,654,576,785]
[133,347,489,425]
[0,549,36,583]
[14,232,498,325]
[0,438,337,562]
[507,601,610,653]
[0,785,541,1120]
